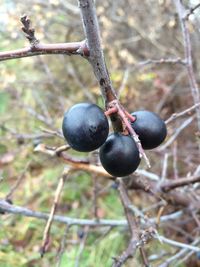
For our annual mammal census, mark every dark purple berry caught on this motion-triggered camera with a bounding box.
[131,110,167,150]
[62,103,109,152]
[99,133,141,177]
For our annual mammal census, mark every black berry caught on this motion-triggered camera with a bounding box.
[99,133,141,177]
[62,103,109,152]
[131,110,167,150]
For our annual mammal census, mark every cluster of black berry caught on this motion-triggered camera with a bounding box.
[62,103,167,177]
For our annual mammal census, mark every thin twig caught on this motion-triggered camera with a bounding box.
[161,174,200,192]
[74,226,89,267]
[22,105,53,127]
[112,178,139,267]
[155,235,200,252]
[0,199,127,226]
[160,153,169,183]
[118,69,130,98]
[158,238,200,267]
[136,57,186,68]
[0,41,88,61]
[158,116,194,151]
[36,144,200,201]
[40,168,71,257]
[34,144,112,177]
[165,103,200,124]
[172,142,179,179]
[175,249,196,267]
[92,175,99,219]
[56,224,71,267]
[5,160,31,200]
[140,247,150,267]
[173,0,200,130]
[0,199,184,227]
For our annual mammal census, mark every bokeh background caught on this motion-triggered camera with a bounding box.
[0,0,200,266]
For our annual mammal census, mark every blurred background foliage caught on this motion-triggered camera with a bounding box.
[0,0,200,266]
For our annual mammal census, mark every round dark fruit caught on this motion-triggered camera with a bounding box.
[131,110,167,150]
[99,133,141,177]
[62,103,109,152]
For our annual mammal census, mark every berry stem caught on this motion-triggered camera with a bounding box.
[116,103,151,168]
[121,107,136,123]
[104,107,118,116]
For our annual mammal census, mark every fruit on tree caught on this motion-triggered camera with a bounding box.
[99,133,141,177]
[131,110,167,150]
[62,103,109,152]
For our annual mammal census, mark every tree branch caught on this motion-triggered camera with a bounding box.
[0,41,89,61]
[0,199,184,228]
[35,143,200,208]
[40,169,71,257]
[165,103,200,124]
[77,0,151,167]
[112,178,139,267]
[161,174,200,192]
[0,14,89,61]
[136,57,186,68]
[0,199,126,227]
[173,0,200,130]
[78,0,117,104]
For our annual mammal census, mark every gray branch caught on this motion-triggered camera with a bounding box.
[173,0,200,130]
[78,0,117,104]
[0,41,88,61]
[0,200,182,227]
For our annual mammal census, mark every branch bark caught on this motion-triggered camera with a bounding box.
[0,41,88,61]
[0,199,183,227]
[112,179,140,267]
[161,174,200,192]
[78,0,117,104]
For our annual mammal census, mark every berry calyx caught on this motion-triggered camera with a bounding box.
[99,133,141,177]
[62,103,109,152]
[131,110,167,150]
